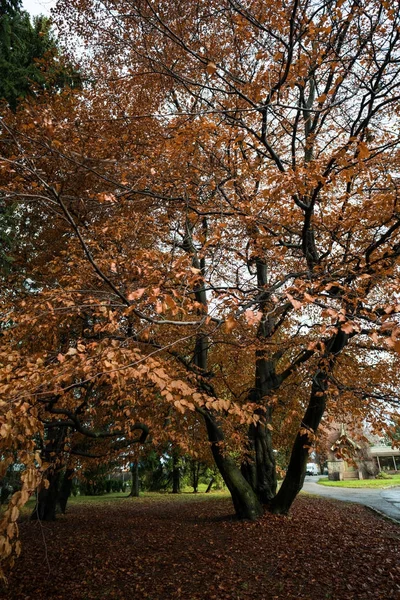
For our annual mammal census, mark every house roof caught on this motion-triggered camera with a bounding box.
[330,423,361,452]
[369,445,400,457]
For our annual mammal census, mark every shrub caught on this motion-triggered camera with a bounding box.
[375,471,393,479]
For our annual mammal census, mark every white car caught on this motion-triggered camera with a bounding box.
[306,463,320,476]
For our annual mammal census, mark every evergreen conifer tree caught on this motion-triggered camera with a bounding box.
[0,1,80,111]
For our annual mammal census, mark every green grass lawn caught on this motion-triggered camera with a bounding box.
[18,486,230,516]
[317,474,400,488]
[68,485,229,503]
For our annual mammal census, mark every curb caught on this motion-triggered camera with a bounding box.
[365,504,400,526]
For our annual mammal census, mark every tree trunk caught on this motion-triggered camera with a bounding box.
[242,352,278,503]
[241,422,277,503]
[31,469,60,521]
[205,476,215,493]
[31,425,66,521]
[193,332,263,516]
[270,331,348,514]
[172,451,180,494]
[129,461,140,497]
[58,468,74,514]
[203,410,263,520]
[187,225,262,519]
[315,451,326,475]
[253,421,277,503]
[241,257,279,504]
[191,460,199,493]
[269,375,326,514]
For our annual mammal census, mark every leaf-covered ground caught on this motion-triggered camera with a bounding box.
[3,493,400,600]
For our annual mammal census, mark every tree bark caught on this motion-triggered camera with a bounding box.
[129,460,140,497]
[241,258,278,503]
[58,468,74,514]
[253,421,277,503]
[189,221,262,519]
[194,334,263,518]
[172,451,180,494]
[269,374,327,514]
[31,469,60,521]
[205,476,215,493]
[191,460,200,493]
[270,330,348,514]
[31,425,65,520]
[203,410,263,520]
[242,355,278,503]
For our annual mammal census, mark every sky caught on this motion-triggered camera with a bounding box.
[22,0,56,17]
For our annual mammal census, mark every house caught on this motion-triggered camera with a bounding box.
[369,444,400,473]
[326,423,400,480]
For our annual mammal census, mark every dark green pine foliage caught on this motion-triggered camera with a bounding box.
[0,1,80,111]
[1,0,22,15]
[0,201,15,274]
[0,2,81,274]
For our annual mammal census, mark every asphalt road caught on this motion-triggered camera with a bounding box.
[302,476,400,523]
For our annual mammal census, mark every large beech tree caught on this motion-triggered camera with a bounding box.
[2,0,400,574]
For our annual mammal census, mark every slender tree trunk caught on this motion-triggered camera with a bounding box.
[240,457,257,493]
[58,468,74,514]
[194,334,263,518]
[269,374,327,514]
[172,451,181,494]
[315,451,326,475]
[196,332,262,516]
[203,410,263,520]
[241,258,278,503]
[191,460,200,493]
[205,476,215,493]
[31,425,65,521]
[129,461,140,497]
[253,421,277,502]
[242,357,278,503]
[31,469,60,521]
[252,352,278,503]
[270,331,348,514]
[187,221,262,519]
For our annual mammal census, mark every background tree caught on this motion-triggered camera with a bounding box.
[0,2,80,111]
